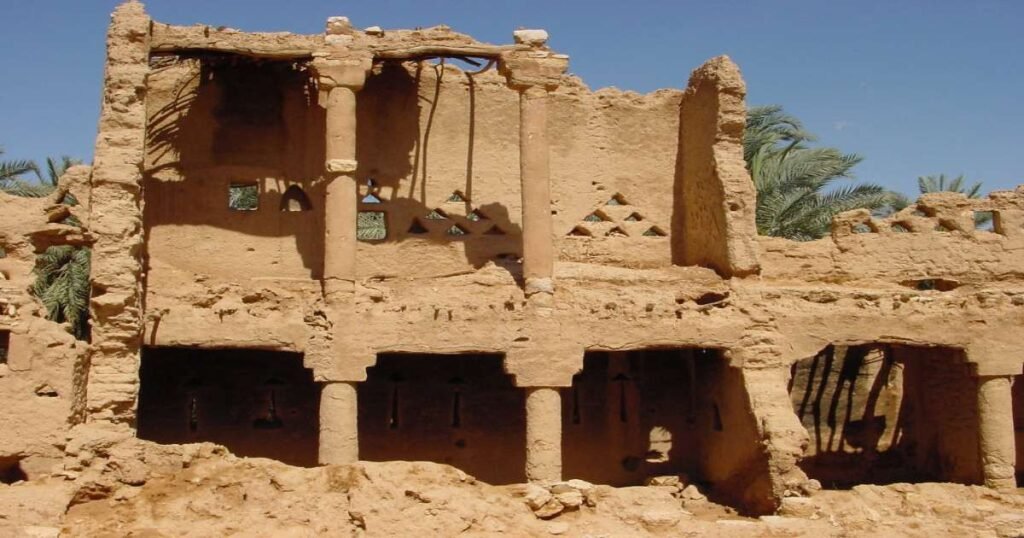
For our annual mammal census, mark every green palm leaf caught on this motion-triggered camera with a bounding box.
[2,148,91,339]
[746,105,890,240]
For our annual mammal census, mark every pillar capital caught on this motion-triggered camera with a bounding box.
[311,54,373,91]
[499,50,568,92]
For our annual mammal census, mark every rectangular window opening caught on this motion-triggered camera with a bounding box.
[0,330,10,364]
[974,211,996,232]
[228,183,260,211]
[357,211,387,241]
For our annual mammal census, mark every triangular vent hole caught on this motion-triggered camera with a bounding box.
[606,194,628,206]
[425,209,448,220]
[447,224,469,236]
[407,219,429,234]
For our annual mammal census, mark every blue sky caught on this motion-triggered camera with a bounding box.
[2,1,1021,196]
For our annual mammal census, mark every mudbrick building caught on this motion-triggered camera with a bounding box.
[1,1,1022,517]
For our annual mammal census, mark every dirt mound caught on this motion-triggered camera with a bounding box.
[0,431,1022,537]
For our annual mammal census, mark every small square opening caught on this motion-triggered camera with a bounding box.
[228,183,259,211]
[357,211,387,241]
[974,211,996,232]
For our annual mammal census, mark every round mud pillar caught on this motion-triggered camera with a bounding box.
[525,387,562,482]
[977,375,1017,489]
[319,381,359,465]
[518,86,555,296]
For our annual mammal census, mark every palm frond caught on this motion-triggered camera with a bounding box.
[746,104,888,240]
[32,245,91,339]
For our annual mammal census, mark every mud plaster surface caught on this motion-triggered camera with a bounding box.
[1,2,1023,535]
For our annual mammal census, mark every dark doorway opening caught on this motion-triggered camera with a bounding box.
[359,353,526,484]
[138,346,319,466]
[789,344,981,488]
[0,329,9,364]
[562,348,761,500]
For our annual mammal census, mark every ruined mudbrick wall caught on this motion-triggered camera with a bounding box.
[0,0,1021,517]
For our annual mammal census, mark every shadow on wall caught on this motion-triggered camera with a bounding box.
[562,349,769,514]
[563,350,698,486]
[144,55,326,278]
[358,353,527,484]
[789,344,982,489]
[355,61,524,279]
[1013,376,1024,486]
[145,55,523,281]
[137,346,320,467]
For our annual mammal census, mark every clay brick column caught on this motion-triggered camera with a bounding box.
[500,35,568,297]
[86,1,151,422]
[977,375,1017,489]
[319,381,359,464]
[311,54,371,464]
[518,86,554,295]
[311,55,371,304]
[525,387,562,482]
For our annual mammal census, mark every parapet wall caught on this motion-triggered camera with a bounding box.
[761,188,1024,286]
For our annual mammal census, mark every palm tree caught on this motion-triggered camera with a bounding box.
[32,245,91,338]
[745,106,891,240]
[0,146,39,186]
[0,150,91,338]
[918,174,982,198]
[884,174,989,226]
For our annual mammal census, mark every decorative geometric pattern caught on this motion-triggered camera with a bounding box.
[404,195,510,240]
[566,193,668,239]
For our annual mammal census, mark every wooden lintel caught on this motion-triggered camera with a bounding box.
[373,44,525,61]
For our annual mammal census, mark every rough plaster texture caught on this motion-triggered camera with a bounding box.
[1,3,1023,529]
[790,345,984,488]
[0,172,92,480]
[86,1,150,423]
[674,56,760,277]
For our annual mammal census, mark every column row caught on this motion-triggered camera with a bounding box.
[312,44,568,303]
[319,381,563,482]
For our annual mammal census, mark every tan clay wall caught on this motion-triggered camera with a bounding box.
[144,57,687,293]
[0,319,84,480]
[697,360,769,512]
[0,185,91,479]
[673,57,759,277]
[899,347,982,484]
[145,59,325,281]
[760,189,1024,287]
